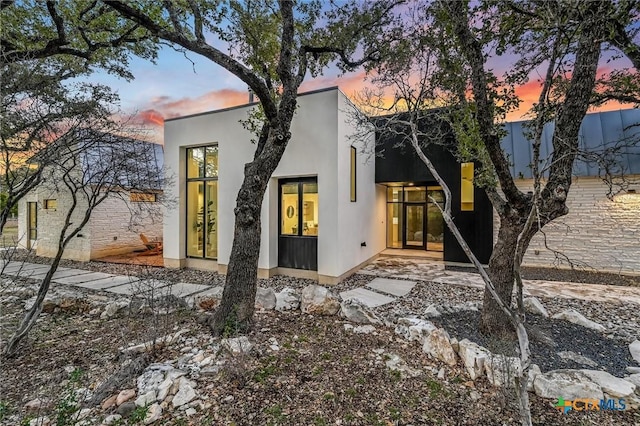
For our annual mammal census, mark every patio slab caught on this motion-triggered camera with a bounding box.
[366,277,416,297]
[106,279,168,296]
[53,272,116,285]
[2,262,51,274]
[165,282,212,298]
[339,288,395,307]
[15,264,58,278]
[71,275,139,290]
[27,268,91,280]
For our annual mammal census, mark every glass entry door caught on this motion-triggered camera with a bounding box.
[404,204,425,248]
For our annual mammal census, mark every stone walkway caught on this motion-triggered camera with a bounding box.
[361,256,640,305]
[3,256,640,307]
[0,261,210,299]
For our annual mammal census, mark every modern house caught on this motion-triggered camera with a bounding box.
[17,133,164,261]
[164,87,640,280]
[163,88,497,284]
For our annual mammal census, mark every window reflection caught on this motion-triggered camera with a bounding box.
[186,146,218,259]
[187,182,204,257]
[281,183,299,235]
[187,147,203,178]
[280,180,318,237]
[302,183,318,236]
[205,146,218,178]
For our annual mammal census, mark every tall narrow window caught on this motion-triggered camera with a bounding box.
[461,162,474,211]
[280,179,318,237]
[186,146,218,259]
[27,202,37,241]
[350,146,357,202]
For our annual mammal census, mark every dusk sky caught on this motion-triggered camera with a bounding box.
[92,44,636,144]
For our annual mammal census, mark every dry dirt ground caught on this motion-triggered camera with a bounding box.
[1,275,639,425]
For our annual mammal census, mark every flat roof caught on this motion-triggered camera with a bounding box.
[164,86,340,123]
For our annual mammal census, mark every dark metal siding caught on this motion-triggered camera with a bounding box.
[278,236,318,270]
[375,120,493,264]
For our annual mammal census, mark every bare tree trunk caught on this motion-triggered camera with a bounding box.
[482,217,522,336]
[208,125,294,335]
[208,165,265,335]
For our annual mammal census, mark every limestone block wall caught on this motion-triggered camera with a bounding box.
[18,184,92,261]
[18,187,162,261]
[89,194,163,258]
[493,176,640,275]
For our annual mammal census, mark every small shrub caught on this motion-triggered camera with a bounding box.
[0,401,9,421]
[55,368,84,426]
[128,405,149,424]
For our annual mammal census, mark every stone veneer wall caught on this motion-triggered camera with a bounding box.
[89,194,162,259]
[18,182,92,261]
[492,176,640,275]
[18,186,162,261]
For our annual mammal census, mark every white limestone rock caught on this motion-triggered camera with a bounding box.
[275,287,300,311]
[156,378,174,402]
[221,336,253,355]
[457,339,491,380]
[385,353,422,378]
[580,370,636,398]
[255,287,276,310]
[533,370,603,400]
[353,325,376,334]
[629,340,640,365]
[143,403,162,424]
[101,301,129,319]
[485,355,522,387]
[102,414,122,425]
[523,297,549,317]
[339,298,381,324]
[394,318,436,343]
[172,378,197,408]
[135,390,157,407]
[137,370,165,395]
[625,373,640,387]
[422,328,457,366]
[557,351,598,368]
[300,285,340,316]
[551,309,606,332]
[29,417,51,426]
[527,364,542,392]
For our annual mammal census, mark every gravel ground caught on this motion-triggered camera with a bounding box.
[447,264,640,287]
[433,310,636,378]
[6,250,640,374]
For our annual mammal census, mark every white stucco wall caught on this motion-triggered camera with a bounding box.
[163,88,385,279]
[335,91,386,274]
[493,176,640,275]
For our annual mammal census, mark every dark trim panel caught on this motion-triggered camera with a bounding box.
[375,119,493,264]
[278,177,318,271]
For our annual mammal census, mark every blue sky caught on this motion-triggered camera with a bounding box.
[96,41,636,144]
